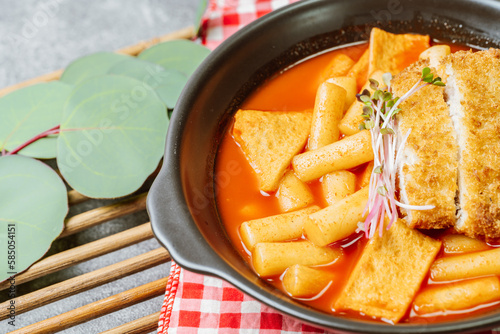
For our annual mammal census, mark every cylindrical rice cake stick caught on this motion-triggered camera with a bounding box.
[293,130,373,182]
[308,82,346,151]
[413,276,500,314]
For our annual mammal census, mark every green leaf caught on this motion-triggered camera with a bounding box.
[377,186,387,196]
[194,0,209,35]
[382,72,392,87]
[369,79,379,90]
[423,72,434,83]
[107,58,188,109]
[360,95,371,103]
[362,105,373,115]
[57,75,168,198]
[138,40,210,77]
[60,52,132,86]
[374,165,383,174]
[383,91,392,101]
[422,67,431,79]
[433,81,445,86]
[380,127,395,135]
[0,155,68,283]
[364,120,375,130]
[0,82,72,158]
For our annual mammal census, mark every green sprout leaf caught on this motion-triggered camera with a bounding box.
[0,155,68,283]
[377,186,387,196]
[433,81,445,86]
[382,72,392,87]
[369,79,379,90]
[364,120,375,130]
[57,75,168,198]
[60,52,132,86]
[422,67,431,79]
[107,58,188,109]
[0,82,72,158]
[380,127,395,135]
[383,91,393,101]
[374,164,383,174]
[138,40,210,77]
[360,95,371,103]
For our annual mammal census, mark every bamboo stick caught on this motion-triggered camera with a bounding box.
[0,248,169,320]
[101,312,161,334]
[9,277,168,334]
[60,192,148,238]
[0,223,154,291]
[0,26,195,97]
[67,190,89,205]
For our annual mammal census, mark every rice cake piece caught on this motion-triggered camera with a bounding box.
[443,49,500,240]
[233,109,312,192]
[368,27,430,75]
[334,219,441,323]
[391,60,458,229]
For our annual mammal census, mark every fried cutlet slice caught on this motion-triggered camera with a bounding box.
[391,60,458,229]
[443,49,500,240]
[232,109,312,192]
[334,219,441,323]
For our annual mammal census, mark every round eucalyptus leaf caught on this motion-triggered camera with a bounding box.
[138,40,210,77]
[0,81,72,158]
[60,52,132,86]
[194,0,208,35]
[0,155,68,283]
[57,75,168,198]
[107,58,188,109]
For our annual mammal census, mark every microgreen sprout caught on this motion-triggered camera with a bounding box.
[360,67,443,238]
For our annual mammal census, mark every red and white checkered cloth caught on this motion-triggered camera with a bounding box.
[199,0,300,50]
[158,262,329,333]
[157,0,500,333]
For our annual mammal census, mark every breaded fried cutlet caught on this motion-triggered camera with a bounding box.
[443,49,500,240]
[392,60,458,229]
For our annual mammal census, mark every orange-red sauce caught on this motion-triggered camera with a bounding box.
[215,41,499,324]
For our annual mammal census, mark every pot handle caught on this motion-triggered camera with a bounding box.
[147,168,231,277]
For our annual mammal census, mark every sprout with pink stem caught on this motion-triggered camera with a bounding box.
[358,67,444,238]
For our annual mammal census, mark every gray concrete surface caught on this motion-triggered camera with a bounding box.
[0,1,200,333]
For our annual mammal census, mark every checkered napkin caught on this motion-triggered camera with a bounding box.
[199,0,300,50]
[158,262,329,333]
[157,0,500,333]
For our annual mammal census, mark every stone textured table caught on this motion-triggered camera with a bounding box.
[0,1,199,333]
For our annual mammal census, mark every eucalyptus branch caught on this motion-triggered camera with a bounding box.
[3,125,61,156]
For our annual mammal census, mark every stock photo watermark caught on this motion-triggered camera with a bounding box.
[6,223,17,327]
[6,0,67,46]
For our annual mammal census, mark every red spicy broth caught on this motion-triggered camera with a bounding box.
[214,40,498,324]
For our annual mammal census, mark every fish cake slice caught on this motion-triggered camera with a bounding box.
[233,109,312,192]
[334,219,441,323]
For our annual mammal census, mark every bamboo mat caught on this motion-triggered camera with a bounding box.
[0,26,195,334]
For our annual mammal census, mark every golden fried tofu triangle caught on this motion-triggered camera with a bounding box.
[369,27,430,75]
[334,219,441,323]
[233,109,312,192]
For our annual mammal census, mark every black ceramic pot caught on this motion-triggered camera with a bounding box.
[147,0,500,333]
